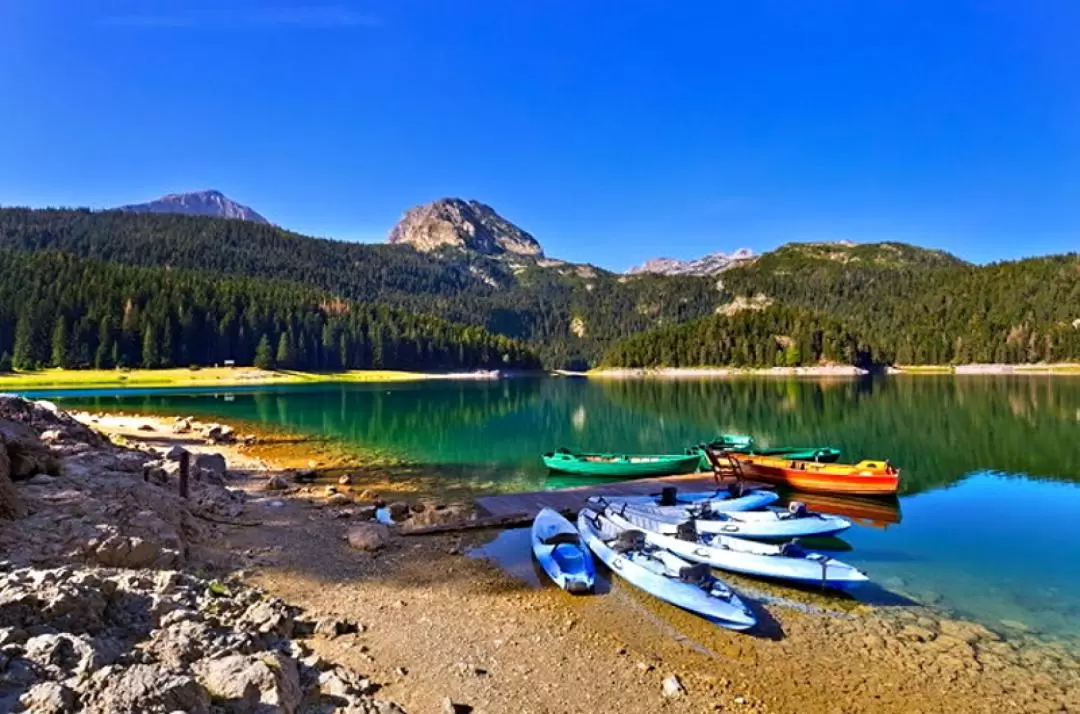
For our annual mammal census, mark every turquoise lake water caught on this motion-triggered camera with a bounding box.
[27,376,1080,644]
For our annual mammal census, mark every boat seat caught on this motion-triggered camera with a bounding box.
[611,529,646,554]
[779,539,806,558]
[678,563,712,585]
[542,532,582,547]
[675,520,699,542]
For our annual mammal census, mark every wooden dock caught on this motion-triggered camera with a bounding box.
[473,472,769,519]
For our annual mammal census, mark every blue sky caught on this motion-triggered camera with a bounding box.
[1,1,1077,269]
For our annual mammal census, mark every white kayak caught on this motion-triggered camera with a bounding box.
[612,501,852,541]
[531,508,596,593]
[604,508,869,590]
[576,509,756,631]
[590,487,779,513]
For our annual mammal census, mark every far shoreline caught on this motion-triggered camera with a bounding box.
[1,362,1078,392]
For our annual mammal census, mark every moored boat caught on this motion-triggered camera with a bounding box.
[541,448,702,478]
[603,507,869,590]
[590,487,779,513]
[577,509,756,630]
[531,508,596,593]
[609,500,853,541]
[735,455,900,496]
[692,434,842,464]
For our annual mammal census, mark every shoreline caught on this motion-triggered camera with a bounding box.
[580,363,1080,379]
[0,366,516,391]
[4,402,1079,712]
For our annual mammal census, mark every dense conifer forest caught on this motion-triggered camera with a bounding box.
[0,251,539,372]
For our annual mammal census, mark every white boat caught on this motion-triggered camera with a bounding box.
[611,501,852,540]
[604,507,869,590]
[576,509,756,631]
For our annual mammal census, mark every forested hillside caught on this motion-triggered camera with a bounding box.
[601,306,878,369]
[0,251,539,372]
[721,243,1080,364]
[0,208,722,367]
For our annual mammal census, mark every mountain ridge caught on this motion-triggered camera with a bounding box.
[119,190,269,224]
[388,198,543,257]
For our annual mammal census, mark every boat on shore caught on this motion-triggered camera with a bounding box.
[531,508,596,593]
[608,500,853,540]
[577,509,756,630]
[541,448,701,478]
[600,486,779,512]
[603,508,870,590]
[735,455,900,496]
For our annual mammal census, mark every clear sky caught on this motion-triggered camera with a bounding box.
[1,1,1077,269]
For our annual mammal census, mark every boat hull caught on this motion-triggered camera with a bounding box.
[596,489,779,512]
[542,451,702,478]
[736,456,900,496]
[577,510,756,630]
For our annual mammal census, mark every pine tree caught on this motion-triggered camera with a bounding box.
[254,335,275,370]
[275,332,294,370]
[12,311,39,370]
[94,317,114,369]
[141,325,160,368]
[50,316,71,368]
[0,352,12,372]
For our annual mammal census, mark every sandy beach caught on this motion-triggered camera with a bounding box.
[18,408,1070,713]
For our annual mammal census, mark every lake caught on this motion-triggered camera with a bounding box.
[28,375,1080,646]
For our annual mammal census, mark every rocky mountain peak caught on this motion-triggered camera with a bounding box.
[387,198,543,257]
[628,248,755,276]
[119,190,269,224]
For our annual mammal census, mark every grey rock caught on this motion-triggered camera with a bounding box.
[388,198,543,257]
[81,663,211,714]
[17,681,76,713]
[346,524,391,552]
[264,475,289,492]
[193,453,227,477]
[22,632,110,679]
[89,535,162,569]
[194,652,301,714]
[386,502,410,522]
[238,598,294,638]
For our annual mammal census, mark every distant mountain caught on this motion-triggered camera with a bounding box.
[119,190,269,224]
[628,248,756,276]
[388,198,543,257]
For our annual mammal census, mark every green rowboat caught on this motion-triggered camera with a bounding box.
[692,434,842,465]
[542,449,702,478]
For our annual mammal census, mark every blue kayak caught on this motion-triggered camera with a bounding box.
[577,509,756,631]
[531,508,596,593]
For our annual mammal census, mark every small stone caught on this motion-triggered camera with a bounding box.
[357,489,380,503]
[734,695,747,704]
[327,493,351,507]
[395,666,408,676]
[999,619,1031,633]
[636,661,654,673]
[293,469,318,483]
[661,674,686,698]
[346,523,391,552]
[386,501,410,521]
[137,423,156,432]
[442,697,471,714]
[338,474,353,486]
[18,681,76,713]
[265,475,290,492]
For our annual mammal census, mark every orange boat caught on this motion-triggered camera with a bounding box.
[733,454,900,496]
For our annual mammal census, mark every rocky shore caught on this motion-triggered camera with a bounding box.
[3,398,1080,713]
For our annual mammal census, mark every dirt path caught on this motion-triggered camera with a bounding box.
[78,412,1080,714]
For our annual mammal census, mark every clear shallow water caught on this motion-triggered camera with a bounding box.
[28,376,1080,642]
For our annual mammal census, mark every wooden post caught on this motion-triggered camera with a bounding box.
[178,451,189,499]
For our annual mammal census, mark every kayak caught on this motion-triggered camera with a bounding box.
[588,488,779,513]
[735,455,900,496]
[531,508,596,593]
[604,508,869,590]
[613,501,852,541]
[542,449,702,478]
[577,509,755,631]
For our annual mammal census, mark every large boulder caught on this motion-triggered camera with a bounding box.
[194,652,302,714]
[17,681,77,714]
[0,419,58,480]
[88,535,166,569]
[346,524,391,552]
[80,663,211,714]
[193,453,227,477]
[0,444,25,519]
